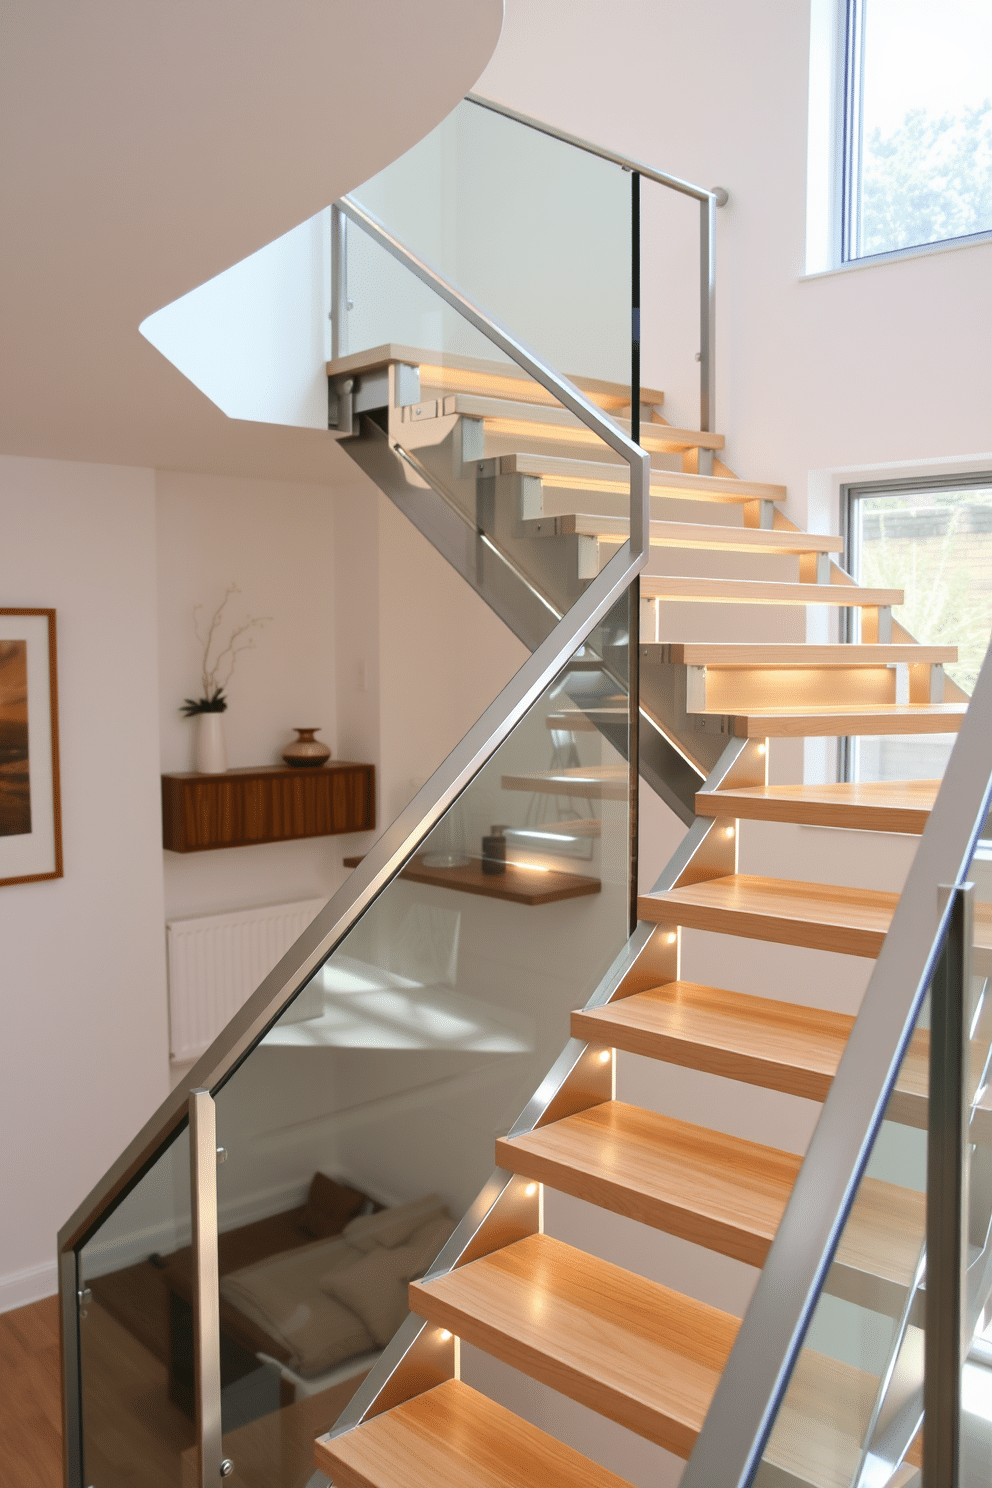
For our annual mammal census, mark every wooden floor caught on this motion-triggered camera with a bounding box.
[0,1294,365,1488]
[0,1297,63,1488]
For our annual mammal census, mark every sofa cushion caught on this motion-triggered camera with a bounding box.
[298,1172,370,1240]
[319,1212,457,1347]
[220,1233,373,1378]
[342,1194,448,1253]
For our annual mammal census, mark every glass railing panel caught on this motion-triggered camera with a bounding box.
[754,979,931,1488]
[960,832,992,1484]
[337,220,639,627]
[200,597,632,1484]
[77,1128,196,1486]
[343,97,632,395]
[753,838,992,1488]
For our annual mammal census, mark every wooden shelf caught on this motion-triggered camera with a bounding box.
[162,763,374,853]
[342,853,600,906]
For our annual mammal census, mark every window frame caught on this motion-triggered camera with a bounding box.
[839,469,992,780]
[839,0,992,265]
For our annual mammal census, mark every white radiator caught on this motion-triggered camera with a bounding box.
[166,897,327,1064]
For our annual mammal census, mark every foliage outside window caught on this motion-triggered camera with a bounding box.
[844,0,992,260]
[845,479,992,781]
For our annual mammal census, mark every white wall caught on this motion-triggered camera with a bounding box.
[140,211,332,431]
[156,469,361,924]
[0,456,169,1310]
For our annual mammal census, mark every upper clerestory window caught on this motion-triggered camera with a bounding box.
[841,0,992,262]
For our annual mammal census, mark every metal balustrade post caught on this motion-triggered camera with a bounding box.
[699,192,716,440]
[923,884,972,1488]
[190,1089,225,1486]
[330,203,348,362]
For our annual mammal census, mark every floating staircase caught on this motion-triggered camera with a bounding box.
[315,345,967,1488]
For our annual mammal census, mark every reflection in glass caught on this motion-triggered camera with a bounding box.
[78,1131,196,1487]
[175,606,634,1486]
[757,831,992,1487]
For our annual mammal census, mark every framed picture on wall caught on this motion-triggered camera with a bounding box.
[0,609,62,886]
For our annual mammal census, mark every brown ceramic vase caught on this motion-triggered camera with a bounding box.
[282,728,331,768]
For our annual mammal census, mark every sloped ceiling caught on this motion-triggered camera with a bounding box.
[0,0,503,480]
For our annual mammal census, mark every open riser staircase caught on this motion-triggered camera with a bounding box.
[59,98,992,1488]
[307,341,988,1488]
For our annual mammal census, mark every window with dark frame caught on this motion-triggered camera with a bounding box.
[842,474,992,782]
[841,0,992,263]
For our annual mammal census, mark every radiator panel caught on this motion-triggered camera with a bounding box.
[166,897,326,1063]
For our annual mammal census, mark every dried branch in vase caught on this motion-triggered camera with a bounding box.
[180,583,271,716]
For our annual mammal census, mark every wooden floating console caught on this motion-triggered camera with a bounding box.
[162,763,375,853]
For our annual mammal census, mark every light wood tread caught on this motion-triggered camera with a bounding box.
[572,982,854,1102]
[408,1233,739,1457]
[498,1100,800,1267]
[651,644,956,666]
[493,452,783,503]
[524,514,843,553]
[573,982,988,1146]
[495,1102,922,1291]
[724,704,966,738]
[639,874,899,957]
[325,344,663,410]
[696,779,940,833]
[314,1379,634,1488]
[501,765,628,799]
[762,1344,905,1488]
[426,394,698,454]
[640,575,904,607]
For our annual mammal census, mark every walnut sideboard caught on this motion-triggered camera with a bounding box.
[162,763,375,853]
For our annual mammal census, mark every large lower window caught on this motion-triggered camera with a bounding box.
[843,0,992,260]
[845,475,992,780]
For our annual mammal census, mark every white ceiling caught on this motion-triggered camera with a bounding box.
[0,0,503,482]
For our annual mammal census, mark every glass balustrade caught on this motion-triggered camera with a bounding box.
[750,828,992,1488]
[77,1129,196,1486]
[342,98,633,399]
[206,597,632,1485]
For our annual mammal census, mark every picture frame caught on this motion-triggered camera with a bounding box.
[0,608,63,886]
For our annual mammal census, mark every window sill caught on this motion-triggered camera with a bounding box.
[802,229,992,282]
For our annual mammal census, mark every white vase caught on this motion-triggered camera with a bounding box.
[195,712,228,774]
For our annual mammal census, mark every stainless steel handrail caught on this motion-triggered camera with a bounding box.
[681,637,992,1488]
[58,196,650,1487]
[466,91,722,202]
[465,91,726,436]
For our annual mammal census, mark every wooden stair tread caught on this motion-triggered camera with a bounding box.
[496,452,783,503]
[499,1101,798,1267]
[763,1346,894,1488]
[655,643,956,666]
[409,1233,739,1457]
[496,1102,921,1289]
[314,1379,634,1488]
[526,513,843,553]
[325,344,663,410]
[573,981,853,1102]
[572,982,978,1144]
[640,574,904,606]
[723,703,966,738]
[501,766,628,800]
[435,395,710,454]
[639,873,898,957]
[696,779,940,833]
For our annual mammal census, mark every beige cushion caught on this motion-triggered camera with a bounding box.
[342,1194,448,1253]
[319,1212,457,1347]
[220,1234,373,1378]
